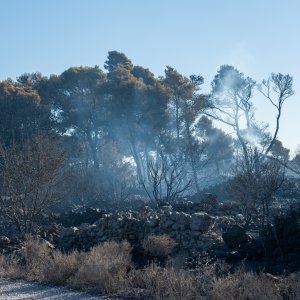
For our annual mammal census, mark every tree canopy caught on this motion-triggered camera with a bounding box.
[0,51,294,204]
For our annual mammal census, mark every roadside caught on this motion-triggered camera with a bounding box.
[0,279,109,300]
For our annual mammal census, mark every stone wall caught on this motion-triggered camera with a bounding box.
[55,204,238,259]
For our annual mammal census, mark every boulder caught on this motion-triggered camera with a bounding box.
[222,225,250,249]
[170,212,191,227]
[189,212,214,233]
[200,193,218,211]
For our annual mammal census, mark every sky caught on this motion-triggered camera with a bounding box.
[1,0,299,152]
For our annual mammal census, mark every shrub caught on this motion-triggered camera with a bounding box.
[21,236,53,280]
[43,250,83,285]
[208,271,282,300]
[69,240,132,294]
[142,234,177,258]
[19,236,82,284]
[1,235,299,299]
[128,263,200,300]
[0,253,23,279]
[1,237,132,294]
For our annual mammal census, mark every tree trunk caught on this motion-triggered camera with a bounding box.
[86,133,99,170]
[130,138,143,183]
[185,119,200,194]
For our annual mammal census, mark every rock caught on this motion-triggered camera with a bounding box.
[57,208,105,227]
[146,217,159,228]
[240,239,264,259]
[226,250,244,261]
[60,227,78,238]
[222,225,250,249]
[200,193,218,211]
[159,214,174,229]
[0,236,10,248]
[44,239,55,250]
[78,223,91,231]
[209,248,227,258]
[190,230,202,238]
[171,212,191,226]
[190,212,214,233]
[160,205,173,212]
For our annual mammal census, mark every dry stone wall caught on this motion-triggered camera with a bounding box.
[55,205,234,257]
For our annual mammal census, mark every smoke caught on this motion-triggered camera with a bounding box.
[223,42,255,76]
[241,125,266,147]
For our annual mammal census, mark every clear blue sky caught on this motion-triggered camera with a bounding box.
[1,0,299,152]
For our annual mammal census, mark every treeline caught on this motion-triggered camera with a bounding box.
[0,50,299,233]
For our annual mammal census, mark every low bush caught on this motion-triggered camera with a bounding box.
[0,236,300,299]
[208,271,282,300]
[69,240,132,294]
[142,234,177,258]
[128,263,200,300]
[44,250,83,285]
[0,253,23,279]
[1,237,131,295]
[21,236,53,280]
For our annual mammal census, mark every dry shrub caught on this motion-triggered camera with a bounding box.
[208,271,282,300]
[69,240,132,294]
[166,252,188,270]
[142,234,177,258]
[0,237,57,281]
[43,250,83,284]
[283,273,300,300]
[3,236,300,300]
[128,263,200,300]
[0,253,23,279]
[1,237,132,294]
[21,236,82,284]
[165,254,226,297]
[21,236,53,280]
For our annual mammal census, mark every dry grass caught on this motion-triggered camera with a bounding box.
[1,236,300,299]
[128,263,201,300]
[208,271,282,300]
[283,273,300,300]
[0,237,131,295]
[43,250,83,284]
[0,253,23,279]
[142,234,177,258]
[21,236,53,280]
[68,240,132,294]
[20,236,83,284]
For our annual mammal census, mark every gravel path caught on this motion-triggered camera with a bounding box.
[0,279,110,300]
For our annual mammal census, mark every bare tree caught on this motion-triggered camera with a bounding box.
[229,149,285,228]
[258,73,294,155]
[0,135,65,234]
[141,154,191,205]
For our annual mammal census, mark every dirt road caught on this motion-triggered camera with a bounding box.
[0,279,109,300]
